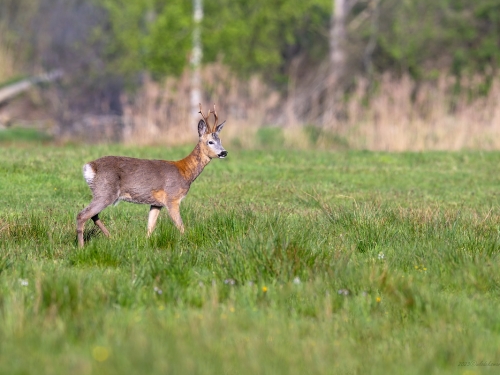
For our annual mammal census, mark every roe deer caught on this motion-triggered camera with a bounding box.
[76,104,227,247]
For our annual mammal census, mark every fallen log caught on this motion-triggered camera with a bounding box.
[0,69,63,104]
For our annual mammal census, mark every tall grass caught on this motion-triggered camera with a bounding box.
[121,63,281,147]
[1,144,500,374]
[342,74,500,150]
[0,30,17,84]
[119,64,500,151]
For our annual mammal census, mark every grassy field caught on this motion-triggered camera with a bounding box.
[1,140,500,374]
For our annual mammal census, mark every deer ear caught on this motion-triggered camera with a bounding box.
[198,120,207,137]
[215,120,226,134]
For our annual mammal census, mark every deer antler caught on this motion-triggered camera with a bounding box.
[199,103,219,133]
[212,104,219,130]
[198,103,212,133]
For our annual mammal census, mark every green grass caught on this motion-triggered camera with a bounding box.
[0,127,52,143]
[1,144,500,374]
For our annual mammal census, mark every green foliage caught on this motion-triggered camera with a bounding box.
[203,0,331,80]
[95,0,192,78]
[95,0,148,76]
[1,144,500,373]
[92,0,500,94]
[143,2,192,77]
[376,0,500,86]
[96,0,331,82]
[377,0,446,80]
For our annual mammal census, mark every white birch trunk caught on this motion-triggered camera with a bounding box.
[190,0,203,130]
[327,0,347,125]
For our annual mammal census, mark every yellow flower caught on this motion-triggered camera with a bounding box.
[262,286,268,293]
[92,346,110,362]
[376,296,381,303]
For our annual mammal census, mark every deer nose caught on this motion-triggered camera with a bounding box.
[218,151,228,158]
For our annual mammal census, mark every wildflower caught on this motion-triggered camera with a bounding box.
[153,286,162,295]
[262,286,268,293]
[19,279,28,287]
[224,278,236,285]
[337,289,350,296]
[376,296,381,303]
[415,265,427,272]
[377,252,385,260]
[92,346,110,362]
[293,277,301,285]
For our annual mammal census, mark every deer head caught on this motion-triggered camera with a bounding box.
[198,103,227,159]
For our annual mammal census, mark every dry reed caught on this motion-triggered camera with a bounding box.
[122,63,500,151]
[122,63,280,147]
[342,74,500,151]
[0,30,17,84]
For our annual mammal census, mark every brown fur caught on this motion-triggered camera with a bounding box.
[152,190,168,205]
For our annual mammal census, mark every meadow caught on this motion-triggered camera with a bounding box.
[1,138,500,374]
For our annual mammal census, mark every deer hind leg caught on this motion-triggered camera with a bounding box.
[167,199,185,233]
[147,205,162,236]
[92,214,111,237]
[77,197,115,247]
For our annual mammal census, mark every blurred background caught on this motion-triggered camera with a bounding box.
[0,0,499,150]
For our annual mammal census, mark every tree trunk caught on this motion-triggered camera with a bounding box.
[363,0,380,89]
[190,0,203,131]
[327,0,347,126]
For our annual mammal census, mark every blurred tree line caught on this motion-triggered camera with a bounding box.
[1,0,499,117]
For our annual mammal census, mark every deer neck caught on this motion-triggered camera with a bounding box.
[175,143,212,184]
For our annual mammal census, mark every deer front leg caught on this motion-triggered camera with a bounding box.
[147,205,162,236]
[167,199,185,233]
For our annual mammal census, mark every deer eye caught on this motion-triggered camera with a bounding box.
[208,141,215,145]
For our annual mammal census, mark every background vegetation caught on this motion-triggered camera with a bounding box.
[1,0,500,149]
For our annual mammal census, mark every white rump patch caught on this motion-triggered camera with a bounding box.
[83,164,95,185]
